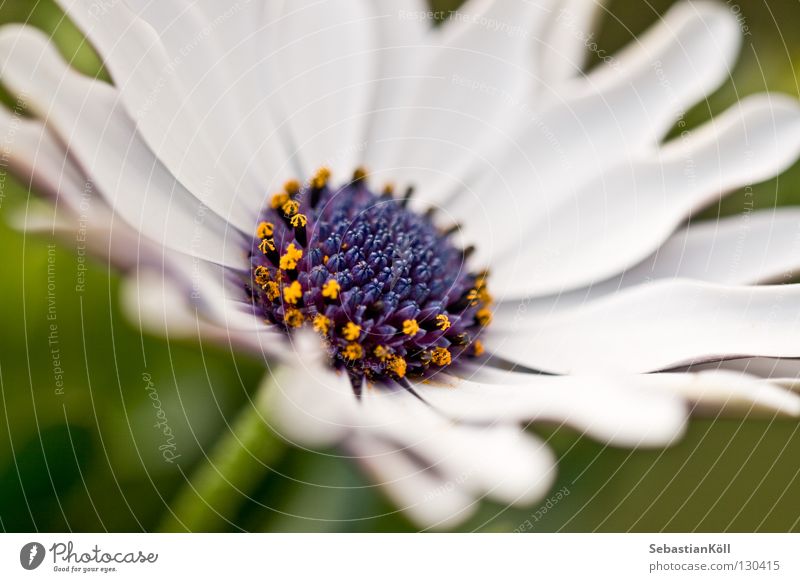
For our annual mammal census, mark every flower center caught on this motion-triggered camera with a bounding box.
[247,168,491,391]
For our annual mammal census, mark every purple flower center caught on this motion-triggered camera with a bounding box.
[247,168,491,392]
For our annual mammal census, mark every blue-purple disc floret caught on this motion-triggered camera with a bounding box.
[246,168,492,389]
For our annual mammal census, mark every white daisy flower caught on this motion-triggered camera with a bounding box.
[3,0,800,530]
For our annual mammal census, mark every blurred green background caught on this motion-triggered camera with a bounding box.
[1,0,800,533]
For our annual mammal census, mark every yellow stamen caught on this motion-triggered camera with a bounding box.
[382,183,395,196]
[253,265,271,286]
[386,355,407,378]
[264,281,280,301]
[323,255,329,265]
[342,322,361,341]
[373,345,390,361]
[352,166,368,181]
[283,179,301,196]
[466,289,480,305]
[256,221,274,239]
[343,342,363,360]
[283,280,303,304]
[472,340,485,357]
[435,314,451,331]
[270,192,289,209]
[322,279,340,300]
[284,308,304,328]
[431,347,452,367]
[258,237,275,255]
[290,213,308,228]
[476,308,492,327]
[281,199,299,216]
[312,167,331,189]
[402,319,420,336]
[279,243,303,270]
[313,314,331,334]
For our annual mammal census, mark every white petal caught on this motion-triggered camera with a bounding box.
[269,0,377,177]
[0,25,244,267]
[360,390,556,505]
[366,0,556,206]
[417,371,688,446]
[348,435,477,530]
[265,333,360,448]
[497,208,800,318]
[488,93,800,295]
[490,279,800,374]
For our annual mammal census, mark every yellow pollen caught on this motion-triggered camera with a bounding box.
[283,280,303,304]
[466,289,480,305]
[270,192,289,209]
[386,355,407,378]
[323,255,329,264]
[342,322,361,341]
[352,166,368,181]
[264,281,280,301]
[256,221,274,239]
[253,265,271,286]
[312,167,331,189]
[402,319,420,336]
[431,347,452,367]
[279,243,303,270]
[479,287,493,305]
[313,314,331,334]
[322,279,340,300]
[284,308,304,328]
[282,199,299,216]
[476,308,492,326]
[283,179,301,195]
[435,314,451,331]
[472,340,485,357]
[373,345,390,361]
[290,213,308,228]
[343,342,363,360]
[258,238,276,255]
[382,183,395,196]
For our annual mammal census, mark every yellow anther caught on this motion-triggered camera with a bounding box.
[382,183,395,196]
[279,243,303,270]
[258,237,276,255]
[312,167,331,189]
[435,314,451,331]
[431,347,452,367]
[352,166,368,181]
[342,322,361,341]
[476,308,492,327]
[343,342,363,360]
[270,192,289,209]
[282,199,299,216]
[386,355,407,378]
[253,265,271,286]
[472,340,485,357]
[323,255,329,265]
[373,345,390,361]
[478,287,493,305]
[256,221,274,239]
[313,314,331,334]
[283,280,303,304]
[264,281,280,301]
[290,213,308,228]
[322,279,340,300]
[402,319,420,336]
[283,179,301,195]
[466,289,480,305]
[284,308,304,328]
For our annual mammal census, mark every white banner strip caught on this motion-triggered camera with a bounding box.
[1,533,796,580]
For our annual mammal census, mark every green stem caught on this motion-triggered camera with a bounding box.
[158,373,285,532]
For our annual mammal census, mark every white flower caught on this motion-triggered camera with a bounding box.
[3,0,800,530]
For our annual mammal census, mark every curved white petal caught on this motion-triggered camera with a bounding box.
[348,435,477,531]
[0,25,244,267]
[491,279,800,374]
[417,371,688,446]
[496,208,800,318]
[488,93,800,295]
[268,0,377,177]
